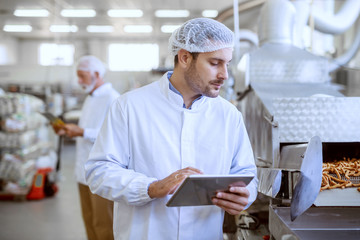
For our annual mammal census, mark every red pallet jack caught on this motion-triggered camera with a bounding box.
[26,167,58,200]
[27,136,62,200]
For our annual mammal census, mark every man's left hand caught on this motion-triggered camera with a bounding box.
[211,186,249,215]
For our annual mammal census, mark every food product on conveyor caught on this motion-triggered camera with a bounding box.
[321,158,360,191]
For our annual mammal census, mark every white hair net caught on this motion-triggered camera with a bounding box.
[169,18,234,56]
[76,55,106,78]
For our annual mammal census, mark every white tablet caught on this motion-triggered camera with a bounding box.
[166,175,254,207]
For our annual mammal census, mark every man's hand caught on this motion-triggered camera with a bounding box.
[211,186,250,215]
[51,123,84,138]
[62,123,84,138]
[51,123,66,136]
[148,167,203,199]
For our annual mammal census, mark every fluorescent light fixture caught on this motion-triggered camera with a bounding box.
[155,10,189,18]
[87,25,114,33]
[107,9,143,18]
[202,10,218,18]
[160,25,181,33]
[60,9,96,17]
[14,9,49,17]
[50,25,78,32]
[123,25,153,33]
[3,24,32,32]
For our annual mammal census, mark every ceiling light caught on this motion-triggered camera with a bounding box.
[60,9,96,17]
[3,25,32,32]
[160,25,181,33]
[14,9,49,17]
[202,10,218,18]
[107,9,143,18]
[123,25,153,33]
[155,10,189,18]
[50,25,78,32]
[87,25,114,33]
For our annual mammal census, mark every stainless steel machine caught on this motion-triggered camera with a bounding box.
[238,82,360,240]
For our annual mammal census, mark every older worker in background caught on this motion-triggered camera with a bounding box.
[85,18,258,240]
[53,55,120,240]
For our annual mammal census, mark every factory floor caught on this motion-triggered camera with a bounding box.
[0,143,87,240]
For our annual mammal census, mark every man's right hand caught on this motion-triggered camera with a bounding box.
[51,123,66,136]
[148,167,203,199]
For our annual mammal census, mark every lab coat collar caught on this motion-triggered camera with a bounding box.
[160,72,208,111]
[91,83,113,97]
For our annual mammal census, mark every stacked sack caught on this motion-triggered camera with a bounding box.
[0,92,55,197]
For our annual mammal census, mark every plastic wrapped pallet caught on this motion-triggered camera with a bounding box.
[0,92,55,199]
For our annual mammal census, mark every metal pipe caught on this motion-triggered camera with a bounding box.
[329,18,360,72]
[216,0,266,23]
[310,0,360,35]
[233,0,241,64]
[258,0,296,45]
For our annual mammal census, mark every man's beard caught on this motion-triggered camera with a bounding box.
[80,75,96,93]
[184,62,220,98]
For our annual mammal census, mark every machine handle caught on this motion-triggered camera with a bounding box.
[264,115,278,127]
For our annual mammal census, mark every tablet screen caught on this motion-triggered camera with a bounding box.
[166,175,254,207]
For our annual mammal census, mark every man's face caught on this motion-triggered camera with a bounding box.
[184,48,232,98]
[77,70,96,93]
[77,70,92,87]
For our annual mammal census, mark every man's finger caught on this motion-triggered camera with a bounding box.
[212,197,246,215]
[215,191,249,206]
[228,186,250,197]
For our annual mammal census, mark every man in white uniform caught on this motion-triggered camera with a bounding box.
[85,18,258,240]
[54,56,120,240]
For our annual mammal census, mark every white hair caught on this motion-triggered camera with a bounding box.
[76,55,106,78]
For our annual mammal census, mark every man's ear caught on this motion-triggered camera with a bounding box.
[94,71,100,79]
[177,49,192,68]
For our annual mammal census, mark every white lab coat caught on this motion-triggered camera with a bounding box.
[75,83,120,184]
[85,72,258,240]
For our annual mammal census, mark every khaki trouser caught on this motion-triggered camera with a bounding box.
[78,183,114,240]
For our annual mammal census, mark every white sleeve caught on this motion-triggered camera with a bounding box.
[230,114,258,209]
[83,128,98,143]
[85,99,157,206]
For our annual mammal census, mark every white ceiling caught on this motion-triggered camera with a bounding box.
[0,0,249,40]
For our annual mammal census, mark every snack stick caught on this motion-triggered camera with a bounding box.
[334,168,341,179]
[329,175,346,183]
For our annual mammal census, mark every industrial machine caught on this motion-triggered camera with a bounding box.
[238,82,360,239]
[228,1,360,238]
